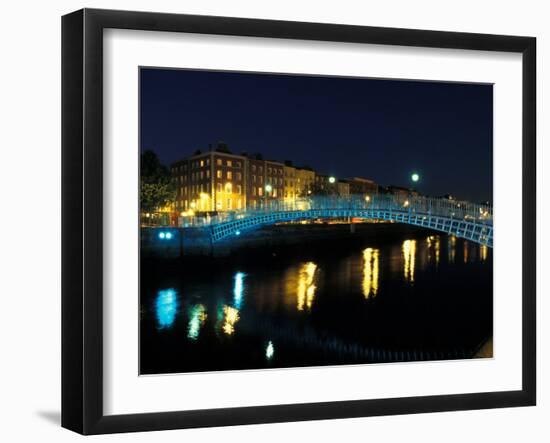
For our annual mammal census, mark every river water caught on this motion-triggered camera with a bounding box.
[140,229,493,374]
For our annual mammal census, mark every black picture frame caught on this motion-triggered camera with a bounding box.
[62,8,536,435]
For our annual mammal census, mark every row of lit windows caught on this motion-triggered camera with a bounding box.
[216,158,241,168]
[216,170,242,180]
[250,187,282,197]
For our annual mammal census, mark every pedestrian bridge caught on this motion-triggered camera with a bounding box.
[183,195,493,247]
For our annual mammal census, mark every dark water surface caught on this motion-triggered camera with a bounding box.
[140,229,493,374]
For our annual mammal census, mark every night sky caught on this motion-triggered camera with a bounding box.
[140,68,493,202]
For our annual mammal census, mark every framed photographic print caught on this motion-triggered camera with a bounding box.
[62,8,536,435]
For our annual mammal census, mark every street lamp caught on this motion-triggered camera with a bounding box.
[265,184,273,193]
[411,173,420,183]
[328,176,336,184]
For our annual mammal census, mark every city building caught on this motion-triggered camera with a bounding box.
[283,162,298,203]
[170,143,378,213]
[347,177,378,196]
[337,180,350,197]
[171,143,247,213]
[294,167,315,197]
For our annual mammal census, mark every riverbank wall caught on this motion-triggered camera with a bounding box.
[141,222,432,259]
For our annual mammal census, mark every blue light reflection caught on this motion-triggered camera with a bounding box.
[155,289,178,329]
[233,272,246,308]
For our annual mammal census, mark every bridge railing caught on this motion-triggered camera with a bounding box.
[179,194,492,227]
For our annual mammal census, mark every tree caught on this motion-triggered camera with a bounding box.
[140,150,176,212]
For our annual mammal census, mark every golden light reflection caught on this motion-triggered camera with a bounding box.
[402,239,416,283]
[480,244,488,262]
[362,248,380,298]
[435,237,440,267]
[463,241,469,263]
[448,236,456,263]
[297,262,317,311]
[222,305,240,335]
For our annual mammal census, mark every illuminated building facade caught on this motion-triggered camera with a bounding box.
[171,143,377,212]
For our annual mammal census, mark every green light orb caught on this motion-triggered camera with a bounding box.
[411,173,420,183]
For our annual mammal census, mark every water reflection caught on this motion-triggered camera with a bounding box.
[480,244,488,262]
[155,289,178,329]
[233,272,246,308]
[362,248,380,298]
[402,239,416,283]
[448,236,456,263]
[426,235,441,267]
[297,262,318,311]
[266,340,275,361]
[222,305,240,335]
[142,232,493,374]
[187,304,207,340]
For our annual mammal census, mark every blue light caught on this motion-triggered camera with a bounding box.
[165,232,173,239]
[158,232,165,239]
[155,289,178,329]
[233,272,246,308]
[235,230,241,236]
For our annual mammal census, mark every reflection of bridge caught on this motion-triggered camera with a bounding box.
[183,195,493,247]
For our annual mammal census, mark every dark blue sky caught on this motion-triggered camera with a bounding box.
[140,68,493,202]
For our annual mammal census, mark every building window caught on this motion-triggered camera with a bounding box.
[259,176,263,184]
[227,160,232,167]
[206,158,210,166]
[252,187,256,196]
[259,166,263,173]
[217,183,222,192]
[268,167,272,174]
[206,170,210,178]
[200,171,204,179]
[217,170,222,179]
[236,185,241,194]
[236,172,242,181]
[258,187,263,196]
[273,189,277,197]
[252,175,256,183]
[235,161,241,168]
[227,171,232,180]
[252,165,256,172]
[227,198,232,209]
[217,158,222,166]
[200,160,204,167]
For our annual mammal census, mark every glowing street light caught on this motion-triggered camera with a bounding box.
[411,173,420,183]
[328,176,336,184]
[265,184,273,193]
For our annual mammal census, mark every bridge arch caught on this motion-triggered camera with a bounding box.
[208,196,492,247]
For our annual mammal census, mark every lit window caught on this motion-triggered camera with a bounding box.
[217,183,222,192]
[236,185,242,194]
[217,159,222,166]
[258,187,263,196]
[206,170,210,178]
[227,160,232,167]
[200,160,204,167]
[217,170,222,179]
[227,171,232,180]
[236,172,242,180]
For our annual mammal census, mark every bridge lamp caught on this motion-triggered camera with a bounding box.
[165,232,173,240]
[235,230,241,236]
[328,176,336,184]
[158,232,166,239]
[411,173,420,183]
